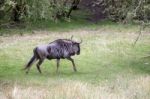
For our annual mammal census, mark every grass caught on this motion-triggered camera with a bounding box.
[0,17,145,36]
[0,23,150,98]
[1,76,150,99]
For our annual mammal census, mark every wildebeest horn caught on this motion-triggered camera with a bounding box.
[70,35,73,40]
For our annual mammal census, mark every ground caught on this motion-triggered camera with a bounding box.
[0,25,150,99]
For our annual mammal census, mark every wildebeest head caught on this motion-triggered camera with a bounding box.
[71,36,82,55]
[72,42,80,55]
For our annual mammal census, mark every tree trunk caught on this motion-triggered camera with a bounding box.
[11,4,21,22]
[67,0,80,18]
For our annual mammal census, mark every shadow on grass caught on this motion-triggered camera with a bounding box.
[129,58,150,74]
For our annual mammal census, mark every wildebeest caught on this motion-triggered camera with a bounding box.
[24,36,82,74]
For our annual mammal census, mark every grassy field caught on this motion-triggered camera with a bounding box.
[0,24,150,99]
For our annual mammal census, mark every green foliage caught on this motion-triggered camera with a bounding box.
[0,0,15,19]
[0,0,74,22]
[26,0,52,20]
[94,0,150,23]
[0,0,150,26]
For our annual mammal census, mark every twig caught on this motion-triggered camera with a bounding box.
[133,22,145,47]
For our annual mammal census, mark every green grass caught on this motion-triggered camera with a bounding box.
[0,28,150,83]
[0,17,145,36]
[0,24,150,99]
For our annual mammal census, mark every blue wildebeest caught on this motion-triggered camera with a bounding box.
[24,36,82,74]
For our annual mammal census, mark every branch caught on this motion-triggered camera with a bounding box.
[133,21,146,47]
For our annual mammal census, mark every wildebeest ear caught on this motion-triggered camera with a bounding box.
[70,35,73,40]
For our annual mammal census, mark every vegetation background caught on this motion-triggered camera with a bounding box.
[0,0,150,99]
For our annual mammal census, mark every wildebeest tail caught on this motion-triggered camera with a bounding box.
[23,48,38,70]
[24,55,36,70]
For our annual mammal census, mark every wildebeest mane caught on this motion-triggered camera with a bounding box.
[47,39,75,59]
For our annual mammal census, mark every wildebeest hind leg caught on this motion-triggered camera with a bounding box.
[56,59,60,73]
[67,57,77,72]
[36,59,44,73]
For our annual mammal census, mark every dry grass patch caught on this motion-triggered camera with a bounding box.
[0,75,150,99]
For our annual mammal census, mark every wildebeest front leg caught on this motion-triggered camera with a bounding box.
[67,57,77,72]
[36,59,44,73]
[56,59,60,72]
